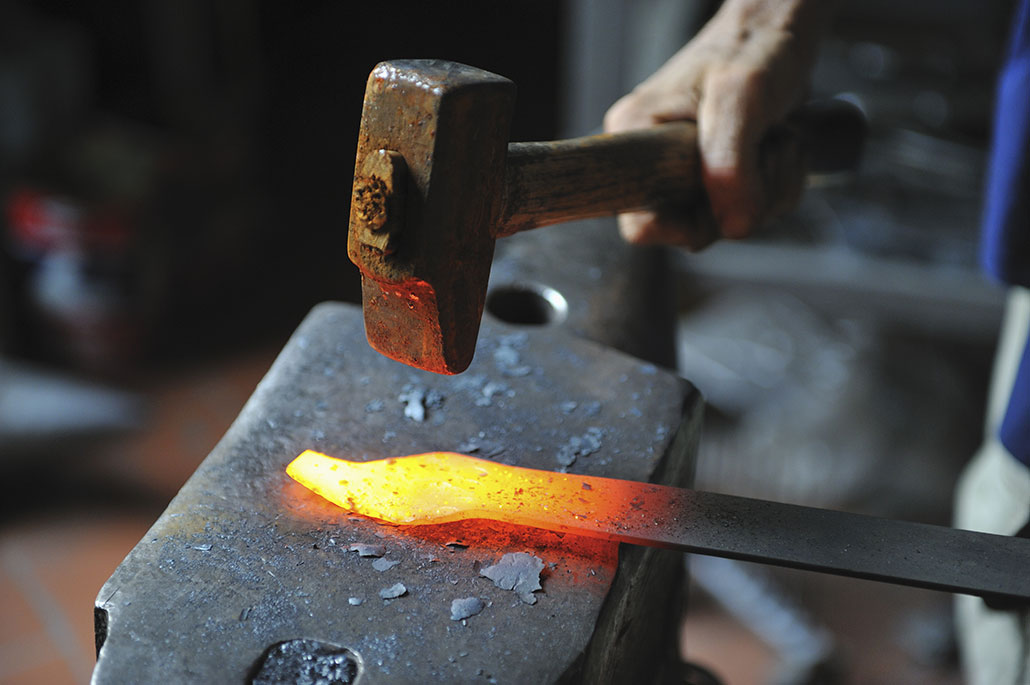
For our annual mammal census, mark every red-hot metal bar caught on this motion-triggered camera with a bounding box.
[288,450,1030,606]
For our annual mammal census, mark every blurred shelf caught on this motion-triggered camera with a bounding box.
[677,241,1005,343]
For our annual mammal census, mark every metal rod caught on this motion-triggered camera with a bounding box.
[290,451,1030,606]
[641,486,1028,607]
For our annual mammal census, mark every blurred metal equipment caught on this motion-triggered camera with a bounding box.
[0,3,91,174]
[0,359,143,458]
[691,556,838,685]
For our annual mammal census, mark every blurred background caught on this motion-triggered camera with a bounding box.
[0,0,1017,683]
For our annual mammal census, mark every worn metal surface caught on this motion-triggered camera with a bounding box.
[351,149,408,255]
[93,302,701,684]
[348,60,515,374]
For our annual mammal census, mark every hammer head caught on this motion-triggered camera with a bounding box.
[348,60,515,374]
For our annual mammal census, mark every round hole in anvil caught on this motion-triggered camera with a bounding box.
[486,284,568,326]
[251,639,362,684]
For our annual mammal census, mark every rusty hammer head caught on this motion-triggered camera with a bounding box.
[347,60,515,375]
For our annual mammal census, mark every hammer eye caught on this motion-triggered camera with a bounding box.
[351,149,408,256]
[353,176,389,230]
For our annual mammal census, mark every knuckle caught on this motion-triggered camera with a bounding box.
[720,206,762,240]
[617,213,653,244]
[604,94,648,133]
[708,61,766,92]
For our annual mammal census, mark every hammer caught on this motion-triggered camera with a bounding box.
[348,59,863,374]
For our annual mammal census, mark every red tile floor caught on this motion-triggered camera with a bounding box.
[681,570,963,685]
[0,343,283,685]
[0,342,966,684]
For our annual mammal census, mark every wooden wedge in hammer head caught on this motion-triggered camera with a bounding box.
[348,60,865,375]
[348,60,515,375]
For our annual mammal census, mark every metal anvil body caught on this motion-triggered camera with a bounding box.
[92,222,697,683]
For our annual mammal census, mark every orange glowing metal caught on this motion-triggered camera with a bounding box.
[286,450,664,546]
[285,450,1030,605]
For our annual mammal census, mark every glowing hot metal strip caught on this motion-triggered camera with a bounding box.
[287,451,1030,605]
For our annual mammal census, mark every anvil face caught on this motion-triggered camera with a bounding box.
[93,302,701,683]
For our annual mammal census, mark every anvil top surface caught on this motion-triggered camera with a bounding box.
[93,302,700,684]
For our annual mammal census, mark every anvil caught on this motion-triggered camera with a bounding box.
[92,221,696,684]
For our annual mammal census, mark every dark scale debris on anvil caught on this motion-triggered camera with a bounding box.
[378,583,407,600]
[348,543,385,558]
[480,552,546,605]
[371,558,401,572]
[450,597,487,622]
[556,426,606,469]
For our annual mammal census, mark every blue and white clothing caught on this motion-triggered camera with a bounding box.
[980,0,1030,469]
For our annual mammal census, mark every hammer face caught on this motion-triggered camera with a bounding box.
[348,60,515,374]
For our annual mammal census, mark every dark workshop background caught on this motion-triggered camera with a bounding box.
[0,1,1016,683]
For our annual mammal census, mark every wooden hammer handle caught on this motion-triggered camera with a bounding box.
[497,122,699,237]
[495,99,865,238]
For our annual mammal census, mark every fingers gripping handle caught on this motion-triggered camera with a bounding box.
[496,98,865,238]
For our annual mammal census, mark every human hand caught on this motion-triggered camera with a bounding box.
[604,0,828,248]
